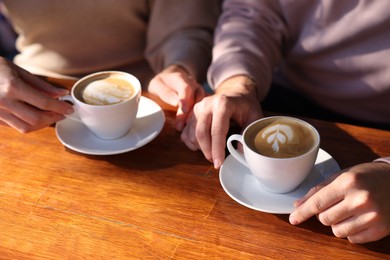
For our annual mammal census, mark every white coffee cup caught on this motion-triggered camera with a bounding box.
[227,116,320,193]
[62,71,141,140]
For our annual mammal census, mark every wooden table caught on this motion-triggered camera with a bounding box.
[0,78,389,259]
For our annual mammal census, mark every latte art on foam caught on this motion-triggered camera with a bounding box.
[81,77,134,106]
[261,124,293,153]
[254,119,314,158]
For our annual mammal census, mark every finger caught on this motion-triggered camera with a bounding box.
[289,181,345,225]
[175,105,186,131]
[193,104,213,162]
[0,103,65,133]
[148,77,180,107]
[176,82,206,131]
[347,226,390,244]
[0,109,62,133]
[177,81,195,114]
[294,171,341,207]
[181,112,200,151]
[181,128,199,151]
[194,85,207,103]
[175,80,194,131]
[331,211,381,241]
[10,63,69,98]
[12,79,73,115]
[0,109,27,132]
[210,102,231,169]
[164,73,199,114]
[316,199,354,226]
[294,185,324,208]
[11,100,66,126]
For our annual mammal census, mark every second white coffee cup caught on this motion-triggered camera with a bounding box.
[227,116,320,193]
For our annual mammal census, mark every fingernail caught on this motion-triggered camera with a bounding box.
[214,159,221,169]
[289,214,298,225]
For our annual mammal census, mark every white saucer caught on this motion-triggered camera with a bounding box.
[55,96,165,155]
[219,149,340,214]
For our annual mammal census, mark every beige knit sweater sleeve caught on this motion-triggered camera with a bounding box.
[146,0,221,82]
[2,0,221,84]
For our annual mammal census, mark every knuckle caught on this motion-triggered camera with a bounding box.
[353,190,371,209]
[148,77,160,90]
[193,102,203,114]
[365,211,383,227]
[214,94,229,107]
[195,126,207,141]
[332,225,347,238]
[309,185,322,194]
[318,213,333,226]
[312,197,326,212]
[340,171,361,190]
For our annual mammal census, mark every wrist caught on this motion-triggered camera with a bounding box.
[215,75,259,99]
[164,64,192,78]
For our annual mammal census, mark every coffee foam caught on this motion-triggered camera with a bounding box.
[81,77,133,106]
[253,119,314,158]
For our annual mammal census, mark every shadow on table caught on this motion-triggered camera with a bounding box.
[64,110,211,172]
[362,237,390,254]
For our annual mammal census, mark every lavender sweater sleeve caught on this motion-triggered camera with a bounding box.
[208,0,390,125]
[208,0,287,100]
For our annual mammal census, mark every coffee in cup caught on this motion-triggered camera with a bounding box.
[79,76,135,106]
[227,116,320,193]
[61,71,141,140]
[253,118,316,158]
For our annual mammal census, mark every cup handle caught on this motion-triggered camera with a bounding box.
[227,134,248,167]
[59,95,82,122]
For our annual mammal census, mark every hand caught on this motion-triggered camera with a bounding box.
[289,162,390,243]
[148,64,206,131]
[181,75,263,169]
[0,57,74,132]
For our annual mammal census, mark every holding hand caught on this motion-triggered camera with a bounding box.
[0,57,74,132]
[181,75,263,169]
[148,64,206,132]
[289,162,390,243]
